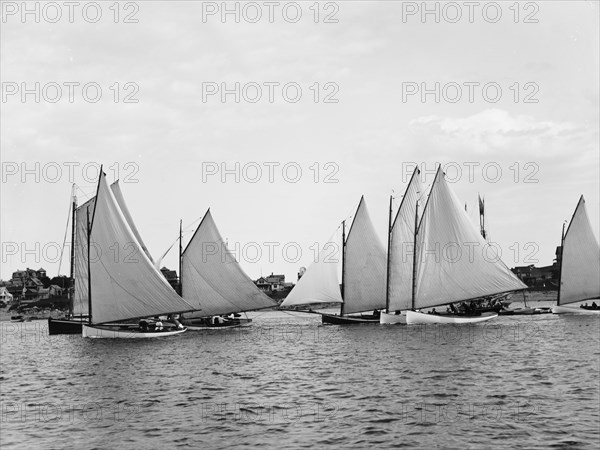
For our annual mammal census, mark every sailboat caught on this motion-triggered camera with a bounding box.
[281,196,387,324]
[402,166,527,324]
[82,169,197,338]
[278,228,344,310]
[177,209,278,329]
[551,196,600,315]
[48,185,82,335]
[49,180,154,335]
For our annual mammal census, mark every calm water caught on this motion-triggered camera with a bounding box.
[1,309,599,449]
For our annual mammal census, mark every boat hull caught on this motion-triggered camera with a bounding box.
[406,311,497,324]
[321,313,380,324]
[551,305,600,315]
[379,311,407,325]
[83,324,187,338]
[499,307,536,316]
[186,320,253,330]
[181,318,252,330]
[48,317,85,335]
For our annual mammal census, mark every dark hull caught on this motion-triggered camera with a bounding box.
[321,313,380,324]
[474,304,504,313]
[48,318,84,335]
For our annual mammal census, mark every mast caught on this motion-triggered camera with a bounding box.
[68,184,77,317]
[340,219,346,316]
[411,200,419,310]
[385,195,393,314]
[179,219,183,295]
[86,208,92,324]
[87,166,103,325]
[556,221,566,306]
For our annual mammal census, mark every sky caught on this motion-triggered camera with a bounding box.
[1,0,599,283]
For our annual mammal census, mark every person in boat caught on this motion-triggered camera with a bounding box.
[431,308,437,315]
[372,309,380,318]
[448,303,458,314]
[213,316,225,325]
[155,319,164,331]
[592,302,598,310]
[170,316,184,330]
[395,310,401,315]
[139,319,149,332]
[580,303,587,309]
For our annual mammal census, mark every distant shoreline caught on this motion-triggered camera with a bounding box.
[0,289,560,321]
[0,308,65,322]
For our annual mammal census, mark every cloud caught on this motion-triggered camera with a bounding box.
[407,108,597,158]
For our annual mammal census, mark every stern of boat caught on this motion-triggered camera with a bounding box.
[379,311,407,325]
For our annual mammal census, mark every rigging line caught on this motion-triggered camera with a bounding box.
[184,214,204,231]
[56,197,73,276]
[417,184,431,204]
[157,215,205,263]
[74,184,94,202]
[157,229,196,263]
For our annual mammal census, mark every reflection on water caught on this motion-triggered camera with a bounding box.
[1,311,599,449]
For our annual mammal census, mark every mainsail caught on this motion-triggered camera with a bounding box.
[72,196,96,317]
[181,209,276,317]
[72,181,154,316]
[343,197,387,314]
[414,168,526,309]
[558,196,600,305]
[387,167,423,312]
[88,172,196,324]
[111,181,154,264]
[280,230,343,307]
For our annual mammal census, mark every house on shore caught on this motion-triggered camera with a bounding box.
[255,273,293,292]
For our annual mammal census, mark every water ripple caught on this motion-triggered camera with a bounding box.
[1,312,598,449]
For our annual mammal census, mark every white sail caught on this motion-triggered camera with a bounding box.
[89,172,196,324]
[387,167,424,312]
[559,196,600,305]
[415,168,526,309]
[72,196,96,317]
[343,197,387,314]
[280,230,343,307]
[181,209,276,317]
[72,182,153,316]
[111,181,153,263]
